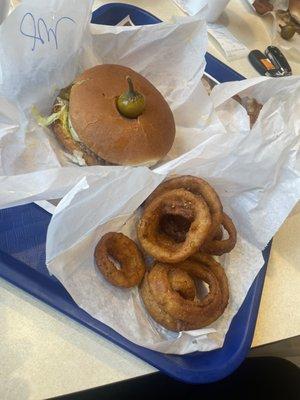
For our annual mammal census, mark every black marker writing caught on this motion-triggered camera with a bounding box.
[19,12,76,51]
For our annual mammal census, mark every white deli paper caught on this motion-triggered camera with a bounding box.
[1,1,300,354]
[46,75,300,354]
[173,0,231,23]
[0,0,99,208]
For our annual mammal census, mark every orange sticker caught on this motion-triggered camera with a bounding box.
[261,58,275,70]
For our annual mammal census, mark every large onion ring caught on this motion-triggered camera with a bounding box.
[201,213,237,256]
[140,253,229,332]
[161,209,225,244]
[168,268,196,301]
[159,200,194,243]
[145,175,223,240]
[137,188,211,263]
[94,232,146,288]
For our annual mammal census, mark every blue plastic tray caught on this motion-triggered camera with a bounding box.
[0,4,269,384]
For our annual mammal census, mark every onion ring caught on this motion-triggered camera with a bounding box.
[94,232,146,288]
[140,254,229,332]
[168,268,196,301]
[213,225,223,241]
[159,201,194,243]
[161,212,224,244]
[138,188,211,263]
[145,176,223,240]
[201,213,237,256]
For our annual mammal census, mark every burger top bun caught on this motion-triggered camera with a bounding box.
[69,64,176,166]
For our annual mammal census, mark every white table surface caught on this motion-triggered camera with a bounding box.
[1,1,299,399]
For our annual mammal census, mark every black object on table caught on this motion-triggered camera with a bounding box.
[51,357,300,400]
[248,49,280,76]
[248,47,292,77]
[266,46,292,76]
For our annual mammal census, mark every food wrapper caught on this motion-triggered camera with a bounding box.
[0,0,207,208]
[1,1,300,354]
[47,74,300,354]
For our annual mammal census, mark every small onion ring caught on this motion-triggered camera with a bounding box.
[94,232,146,288]
[140,254,229,332]
[145,175,223,240]
[201,213,237,256]
[138,188,212,263]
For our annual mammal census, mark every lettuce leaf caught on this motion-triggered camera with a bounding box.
[32,98,68,128]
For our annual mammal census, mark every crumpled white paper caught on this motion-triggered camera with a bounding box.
[209,76,300,249]
[46,73,300,353]
[173,0,230,23]
[0,0,99,208]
